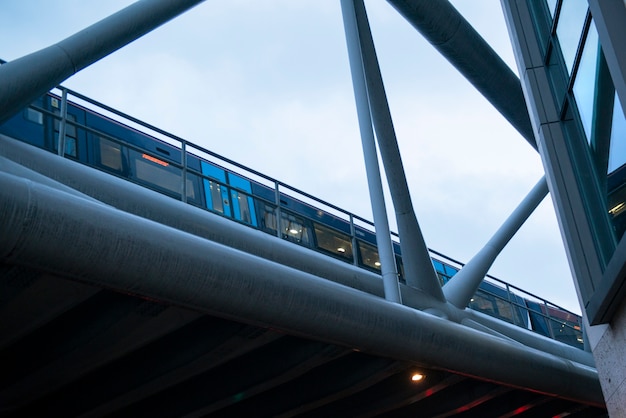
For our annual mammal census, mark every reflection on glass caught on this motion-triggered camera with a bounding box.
[609,94,626,173]
[556,0,588,74]
[572,21,599,142]
[547,0,557,17]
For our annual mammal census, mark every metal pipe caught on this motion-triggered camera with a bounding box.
[385,0,536,149]
[0,171,603,406]
[351,0,445,303]
[443,177,548,308]
[0,134,594,366]
[341,0,401,304]
[0,0,205,124]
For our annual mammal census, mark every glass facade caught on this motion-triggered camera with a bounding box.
[515,0,626,324]
[537,1,626,241]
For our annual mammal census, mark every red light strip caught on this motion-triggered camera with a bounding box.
[142,153,169,167]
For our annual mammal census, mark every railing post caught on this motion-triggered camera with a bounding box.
[57,88,68,157]
[181,140,187,203]
[504,283,517,326]
[349,214,359,267]
[544,301,556,339]
[274,183,282,238]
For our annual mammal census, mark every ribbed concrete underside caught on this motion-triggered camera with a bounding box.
[0,266,608,418]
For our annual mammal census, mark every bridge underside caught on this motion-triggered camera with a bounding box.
[0,266,607,417]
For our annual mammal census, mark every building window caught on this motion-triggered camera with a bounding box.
[555,0,588,75]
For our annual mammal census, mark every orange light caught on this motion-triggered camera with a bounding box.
[142,153,169,166]
[411,373,425,382]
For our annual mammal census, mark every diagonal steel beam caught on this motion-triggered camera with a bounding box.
[385,0,536,149]
[0,0,204,125]
[443,177,548,309]
[341,0,402,304]
[351,0,446,303]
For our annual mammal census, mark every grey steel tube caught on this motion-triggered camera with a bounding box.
[341,0,401,304]
[0,0,204,124]
[0,172,603,406]
[443,177,549,308]
[0,134,594,367]
[351,0,445,303]
[385,0,536,149]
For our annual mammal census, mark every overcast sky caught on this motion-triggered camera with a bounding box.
[0,1,581,313]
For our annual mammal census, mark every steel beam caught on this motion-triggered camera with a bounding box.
[341,0,401,304]
[0,0,204,124]
[350,0,445,303]
[443,177,548,308]
[385,0,536,149]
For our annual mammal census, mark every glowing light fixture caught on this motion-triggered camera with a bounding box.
[142,153,169,166]
[289,228,299,235]
[411,373,425,382]
[374,261,381,267]
[337,247,346,253]
[609,202,626,215]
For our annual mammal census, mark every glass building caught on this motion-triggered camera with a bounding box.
[503,0,626,324]
[502,0,626,414]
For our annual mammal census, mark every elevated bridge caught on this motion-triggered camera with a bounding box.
[0,0,610,416]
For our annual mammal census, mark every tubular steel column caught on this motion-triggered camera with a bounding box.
[443,177,549,309]
[0,0,205,124]
[351,0,445,303]
[341,0,401,304]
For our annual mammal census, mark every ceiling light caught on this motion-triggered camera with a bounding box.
[411,373,425,382]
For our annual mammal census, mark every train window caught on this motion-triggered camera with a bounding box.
[261,204,278,233]
[358,241,381,271]
[53,113,77,157]
[99,137,123,172]
[469,291,497,314]
[314,223,353,262]
[54,113,77,139]
[131,150,196,200]
[396,255,405,283]
[206,181,229,215]
[495,298,516,324]
[24,108,43,124]
[281,213,311,245]
[231,190,255,225]
[229,174,258,227]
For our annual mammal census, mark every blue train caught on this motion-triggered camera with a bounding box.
[0,89,584,349]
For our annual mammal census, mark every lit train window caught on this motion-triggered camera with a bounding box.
[314,223,353,262]
[281,213,311,245]
[358,241,381,271]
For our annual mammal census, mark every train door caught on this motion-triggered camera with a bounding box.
[200,161,231,217]
[48,96,88,162]
[228,173,258,227]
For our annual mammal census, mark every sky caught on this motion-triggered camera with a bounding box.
[0,1,581,313]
